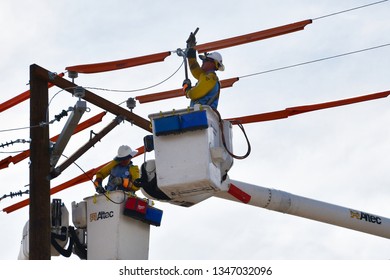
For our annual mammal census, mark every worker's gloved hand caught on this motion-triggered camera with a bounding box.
[186,32,197,48]
[94,179,103,189]
[111,177,123,186]
[186,47,196,59]
[95,185,106,194]
[94,178,102,186]
[182,79,192,96]
[182,79,192,88]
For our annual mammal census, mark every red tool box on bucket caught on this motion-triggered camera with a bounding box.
[123,196,163,227]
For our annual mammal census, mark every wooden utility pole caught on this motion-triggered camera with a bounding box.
[29,64,51,259]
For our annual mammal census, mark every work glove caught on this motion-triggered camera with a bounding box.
[186,32,197,48]
[94,178,102,186]
[95,184,106,194]
[93,178,105,193]
[182,78,192,96]
[186,47,196,59]
[93,179,105,193]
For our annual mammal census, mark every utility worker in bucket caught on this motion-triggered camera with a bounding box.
[182,32,225,109]
[93,145,141,194]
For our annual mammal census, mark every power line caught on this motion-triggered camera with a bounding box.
[85,59,184,93]
[0,139,30,153]
[0,124,40,133]
[0,105,77,133]
[313,0,388,21]
[239,43,390,79]
[0,149,29,154]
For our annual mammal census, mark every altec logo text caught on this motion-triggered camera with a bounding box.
[90,211,114,222]
[350,210,382,224]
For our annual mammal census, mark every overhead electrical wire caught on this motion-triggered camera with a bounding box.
[85,60,184,94]
[60,154,94,184]
[0,149,29,154]
[239,43,390,80]
[313,0,388,21]
[0,125,38,133]
[237,0,390,79]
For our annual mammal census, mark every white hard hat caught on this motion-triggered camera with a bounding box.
[115,145,138,160]
[199,52,225,71]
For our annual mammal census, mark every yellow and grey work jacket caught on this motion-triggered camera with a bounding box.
[95,160,140,192]
[187,56,220,109]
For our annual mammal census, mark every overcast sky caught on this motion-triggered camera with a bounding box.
[0,0,390,261]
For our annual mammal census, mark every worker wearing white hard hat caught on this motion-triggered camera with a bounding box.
[198,52,225,71]
[114,145,138,160]
[182,32,224,109]
[93,145,141,193]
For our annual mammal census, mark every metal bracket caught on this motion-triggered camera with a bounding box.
[48,71,57,81]
[50,100,87,168]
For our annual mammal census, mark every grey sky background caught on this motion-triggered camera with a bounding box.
[0,0,390,260]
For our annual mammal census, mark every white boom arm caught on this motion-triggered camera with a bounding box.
[214,179,390,239]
